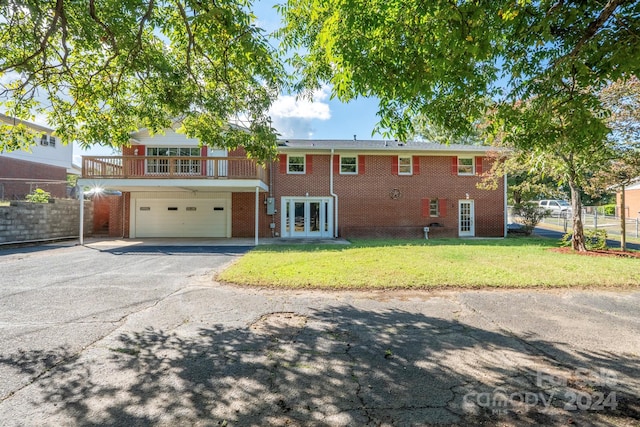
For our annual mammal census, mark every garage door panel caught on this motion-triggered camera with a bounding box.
[135,198,227,238]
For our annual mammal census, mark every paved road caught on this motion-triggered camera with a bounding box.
[0,243,639,426]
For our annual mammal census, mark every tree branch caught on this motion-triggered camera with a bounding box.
[568,0,628,58]
[89,0,119,55]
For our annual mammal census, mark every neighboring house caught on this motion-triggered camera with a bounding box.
[618,179,640,219]
[78,128,506,240]
[0,114,75,199]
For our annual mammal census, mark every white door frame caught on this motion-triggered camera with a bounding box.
[281,197,333,238]
[458,199,475,237]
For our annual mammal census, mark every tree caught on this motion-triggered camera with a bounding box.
[0,0,284,160]
[587,77,640,251]
[279,0,640,250]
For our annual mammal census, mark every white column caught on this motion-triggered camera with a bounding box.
[79,190,85,245]
[255,186,259,246]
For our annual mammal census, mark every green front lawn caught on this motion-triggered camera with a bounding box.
[217,238,640,289]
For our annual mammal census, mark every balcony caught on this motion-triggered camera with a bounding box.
[82,156,267,183]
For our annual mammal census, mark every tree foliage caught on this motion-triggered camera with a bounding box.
[25,188,51,203]
[279,0,640,250]
[0,0,284,159]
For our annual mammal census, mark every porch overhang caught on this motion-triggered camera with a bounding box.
[77,178,269,193]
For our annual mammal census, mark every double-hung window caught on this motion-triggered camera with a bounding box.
[429,199,439,217]
[340,156,357,174]
[398,156,412,175]
[287,155,305,174]
[457,157,474,175]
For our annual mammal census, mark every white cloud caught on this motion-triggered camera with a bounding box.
[269,85,331,120]
[268,86,332,138]
[271,117,317,139]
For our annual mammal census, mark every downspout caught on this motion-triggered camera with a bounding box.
[330,149,339,238]
[504,172,508,238]
[270,158,275,237]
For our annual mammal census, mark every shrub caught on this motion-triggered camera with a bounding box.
[585,229,608,250]
[602,204,616,216]
[511,202,547,235]
[561,229,608,250]
[25,188,51,203]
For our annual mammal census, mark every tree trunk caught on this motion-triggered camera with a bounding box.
[620,185,626,251]
[569,179,587,251]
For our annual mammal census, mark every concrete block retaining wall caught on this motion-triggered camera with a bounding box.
[0,199,93,244]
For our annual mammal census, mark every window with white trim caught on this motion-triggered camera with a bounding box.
[147,147,201,174]
[457,157,474,175]
[340,156,357,174]
[398,156,412,175]
[287,155,305,174]
[429,199,439,217]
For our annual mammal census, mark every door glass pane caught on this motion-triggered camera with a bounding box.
[309,202,320,232]
[461,203,471,232]
[285,202,290,233]
[324,202,329,232]
[294,202,305,232]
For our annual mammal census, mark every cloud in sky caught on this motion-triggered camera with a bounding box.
[269,86,332,138]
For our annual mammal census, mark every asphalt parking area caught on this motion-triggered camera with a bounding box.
[0,243,638,426]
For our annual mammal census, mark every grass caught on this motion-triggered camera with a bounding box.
[217,237,640,289]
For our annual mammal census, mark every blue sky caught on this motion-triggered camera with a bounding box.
[253,1,383,141]
[68,1,384,164]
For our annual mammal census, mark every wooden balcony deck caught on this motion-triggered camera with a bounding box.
[82,156,268,183]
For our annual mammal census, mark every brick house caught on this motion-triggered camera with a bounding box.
[617,179,640,220]
[78,129,506,240]
[0,114,75,200]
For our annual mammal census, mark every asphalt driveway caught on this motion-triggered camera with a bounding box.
[0,242,638,426]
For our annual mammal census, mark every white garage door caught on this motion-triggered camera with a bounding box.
[135,199,228,237]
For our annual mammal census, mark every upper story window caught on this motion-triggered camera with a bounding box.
[398,156,412,175]
[287,155,305,174]
[146,147,201,174]
[147,147,200,156]
[457,157,474,175]
[340,156,357,174]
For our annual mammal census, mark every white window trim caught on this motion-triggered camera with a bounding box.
[457,157,475,176]
[287,154,306,174]
[340,155,358,175]
[429,199,439,217]
[398,156,413,176]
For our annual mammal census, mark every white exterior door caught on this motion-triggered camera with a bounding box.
[281,197,332,238]
[458,200,475,237]
[135,198,228,237]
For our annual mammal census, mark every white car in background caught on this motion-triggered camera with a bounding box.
[538,200,572,217]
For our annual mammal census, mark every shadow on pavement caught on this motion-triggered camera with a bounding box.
[1,307,638,426]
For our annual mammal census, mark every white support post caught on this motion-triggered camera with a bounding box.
[79,190,85,246]
[255,186,259,246]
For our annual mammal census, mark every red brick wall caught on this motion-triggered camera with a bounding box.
[272,153,505,238]
[0,157,68,199]
[106,194,125,237]
[92,196,111,234]
[232,192,273,237]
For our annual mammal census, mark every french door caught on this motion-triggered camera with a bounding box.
[282,197,333,238]
[458,200,475,237]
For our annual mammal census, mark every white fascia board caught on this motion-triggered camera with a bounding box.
[77,178,268,192]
